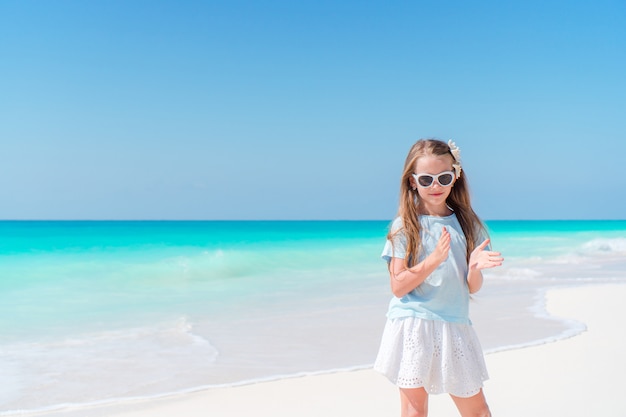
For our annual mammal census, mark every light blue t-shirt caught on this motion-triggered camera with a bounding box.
[382,214,481,325]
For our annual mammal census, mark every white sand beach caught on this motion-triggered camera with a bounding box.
[38,283,626,417]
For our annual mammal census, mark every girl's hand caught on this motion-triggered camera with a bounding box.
[469,239,504,271]
[429,227,451,266]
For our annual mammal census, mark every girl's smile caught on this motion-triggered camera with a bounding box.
[411,154,456,216]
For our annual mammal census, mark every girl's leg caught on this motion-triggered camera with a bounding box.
[399,387,429,417]
[450,389,491,417]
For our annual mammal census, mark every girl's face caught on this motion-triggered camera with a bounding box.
[411,154,456,215]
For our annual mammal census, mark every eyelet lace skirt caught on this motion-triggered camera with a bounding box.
[373,316,489,398]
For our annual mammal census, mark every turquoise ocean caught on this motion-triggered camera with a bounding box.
[1,220,626,414]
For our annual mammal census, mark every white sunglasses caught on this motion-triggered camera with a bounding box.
[412,171,455,188]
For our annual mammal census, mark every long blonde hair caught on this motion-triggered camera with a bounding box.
[389,139,486,268]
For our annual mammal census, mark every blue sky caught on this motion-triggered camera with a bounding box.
[1,0,625,220]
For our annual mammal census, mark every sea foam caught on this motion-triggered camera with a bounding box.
[581,237,626,253]
[0,317,218,414]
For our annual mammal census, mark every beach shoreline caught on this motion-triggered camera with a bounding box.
[3,220,625,416]
[18,280,626,417]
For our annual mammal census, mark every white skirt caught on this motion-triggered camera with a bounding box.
[373,316,489,398]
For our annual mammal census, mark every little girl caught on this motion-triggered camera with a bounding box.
[374,139,503,417]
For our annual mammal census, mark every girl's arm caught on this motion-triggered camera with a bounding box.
[467,239,503,294]
[466,267,484,294]
[389,227,450,298]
